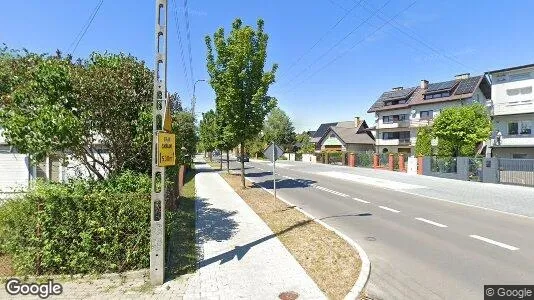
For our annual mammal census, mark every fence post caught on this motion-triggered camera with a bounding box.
[373,154,379,169]
[482,157,499,184]
[348,153,355,167]
[417,156,424,175]
[399,154,405,172]
[457,157,469,181]
[388,153,394,171]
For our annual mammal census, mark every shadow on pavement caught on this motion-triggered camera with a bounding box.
[255,178,317,189]
[320,213,372,220]
[243,171,272,178]
[196,198,239,243]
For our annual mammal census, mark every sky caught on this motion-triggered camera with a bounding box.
[2,0,534,132]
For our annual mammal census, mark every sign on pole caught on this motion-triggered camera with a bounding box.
[157,132,176,167]
[263,142,284,200]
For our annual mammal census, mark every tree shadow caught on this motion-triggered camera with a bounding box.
[255,178,317,189]
[197,210,372,268]
[195,197,239,243]
[243,171,272,178]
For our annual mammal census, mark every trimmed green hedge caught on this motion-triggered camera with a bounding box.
[0,171,151,275]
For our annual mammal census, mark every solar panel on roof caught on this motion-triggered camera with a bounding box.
[454,77,480,95]
[380,87,415,101]
[426,80,458,93]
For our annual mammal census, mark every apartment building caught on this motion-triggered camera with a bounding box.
[486,64,534,158]
[367,73,491,154]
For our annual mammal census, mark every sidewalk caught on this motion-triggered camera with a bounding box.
[184,162,324,299]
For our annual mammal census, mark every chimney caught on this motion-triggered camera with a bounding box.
[392,86,403,91]
[354,116,361,127]
[420,80,428,89]
[455,73,470,80]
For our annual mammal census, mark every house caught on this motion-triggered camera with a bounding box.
[486,64,534,158]
[312,117,375,153]
[367,73,491,155]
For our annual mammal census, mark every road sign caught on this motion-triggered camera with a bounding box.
[263,143,284,162]
[157,132,176,167]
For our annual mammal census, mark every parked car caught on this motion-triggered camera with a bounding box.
[236,154,249,162]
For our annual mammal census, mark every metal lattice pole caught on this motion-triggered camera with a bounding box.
[150,0,168,285]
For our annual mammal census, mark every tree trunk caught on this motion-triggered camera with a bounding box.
[226,151,230,173]
[208,151,212,162]
[240,143,245,188]
[220,150,223,170]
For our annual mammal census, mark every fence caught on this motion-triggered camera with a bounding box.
[468,157,484,182]
[379,153,389,168]
[356,152,374,168]
[499,158,534,187]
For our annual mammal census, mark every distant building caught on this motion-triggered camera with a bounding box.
[487,64,534,158]
[311,117,375,153]
[367,73,491,155]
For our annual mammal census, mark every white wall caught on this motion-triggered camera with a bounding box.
[491,67,534,116]
[62,153,110,181]
[0,153,32,198]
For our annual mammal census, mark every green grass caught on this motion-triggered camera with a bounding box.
[165,169,198,280]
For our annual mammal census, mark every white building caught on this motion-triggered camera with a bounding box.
[487,64,534,158]
[367,74,491,155]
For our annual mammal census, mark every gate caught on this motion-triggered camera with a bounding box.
[468,157,483,182]
[499,158,534,187]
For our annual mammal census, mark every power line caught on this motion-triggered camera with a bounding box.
[171,0,192,98]
[356,0,472,71]
[278,0,393,91]
[277,0,365,81]
[183,0,195,89]
[285,1,418,94]
[68,0,104,55]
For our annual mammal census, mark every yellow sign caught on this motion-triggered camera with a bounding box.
[163,102,173,132]
[157,132,176,166]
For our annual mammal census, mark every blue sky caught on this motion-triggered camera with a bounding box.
[2,1,533,132]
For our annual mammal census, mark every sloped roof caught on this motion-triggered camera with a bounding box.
[367,75,491,113]
[330,126,375,145]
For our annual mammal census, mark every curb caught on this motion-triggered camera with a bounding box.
[243,175,371,300]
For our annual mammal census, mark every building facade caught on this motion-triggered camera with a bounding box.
[487,64,534,158]
[368,74,491,155]
[311,118,375,153]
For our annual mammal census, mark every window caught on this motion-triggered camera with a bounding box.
[512,154,527,159]
[382,131,410,140]
[383,114,408,123]
[520,120,533,134]
[509,72,531,81]
[508,122,518,135]
[330,133,336,138]
[424,92,450,100]
[506,86,532,96]
[383,116,391,123]
[420,110,433,119]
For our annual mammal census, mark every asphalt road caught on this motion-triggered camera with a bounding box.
[221,157,534,300]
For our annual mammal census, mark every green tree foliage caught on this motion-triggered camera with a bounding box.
[263,107,296,151]
[296,132,315,154]
[415,126,433,156]
[246,133,266,159]
[205,18,278,187]
[173,111,197,166]
[0,49,84,162]
[432,104,492,157]
[198,109,218,160]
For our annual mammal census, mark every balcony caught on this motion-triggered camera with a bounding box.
[410,118,433,127]
[398,138,411,145]
[490,133,534,147]
[378,120,410,129]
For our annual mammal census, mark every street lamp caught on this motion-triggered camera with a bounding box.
[192,79,206,117]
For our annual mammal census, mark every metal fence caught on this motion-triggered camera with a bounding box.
[468,157,484,182]
[499,158,534,187]
[430,157,457,173]
[356,152,374,168]
[379,153,389,167]
[327,152,343,165]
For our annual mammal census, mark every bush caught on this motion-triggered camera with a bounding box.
[0,171,151,275]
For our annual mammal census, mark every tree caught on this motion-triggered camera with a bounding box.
[262,107,295,151]
[432,104,492,157]
[206,18,278,187]
[198,109,218,161]
[246,133,266,159]
[415,126,433,156]
[215,111,237,173]
[296,132,315,154]
[172,111,197,165]
[0,49,84,163]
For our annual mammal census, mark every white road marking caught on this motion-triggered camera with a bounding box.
[415,217,448,228]
[314,186,349,197]
[469,235,519,251]
[316,171,423,190]
[352,197,370,204]
[378,206,400,213]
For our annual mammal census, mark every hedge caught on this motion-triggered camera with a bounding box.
[0,171,151,275]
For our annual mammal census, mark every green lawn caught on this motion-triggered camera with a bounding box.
[165,168,197,279]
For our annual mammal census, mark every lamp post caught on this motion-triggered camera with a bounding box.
[192,79,206,117]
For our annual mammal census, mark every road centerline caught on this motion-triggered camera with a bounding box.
[352,197,370,204]
[378,206,400,213]
[415,217,448,228]
[469,235,519,251]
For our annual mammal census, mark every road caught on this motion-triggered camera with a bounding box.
[222,157,534,299]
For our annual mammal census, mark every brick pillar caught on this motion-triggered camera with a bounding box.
[399,154,405,172]
[417,156,423,175]
[348,153,355,167]
[373,154,379,168]
[388,153,394,171]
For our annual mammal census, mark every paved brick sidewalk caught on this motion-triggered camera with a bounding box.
[183,162,324,299]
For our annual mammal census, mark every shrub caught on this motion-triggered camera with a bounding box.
[0,171,151,275]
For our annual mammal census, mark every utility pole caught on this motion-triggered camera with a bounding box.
[150,0,168,285]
